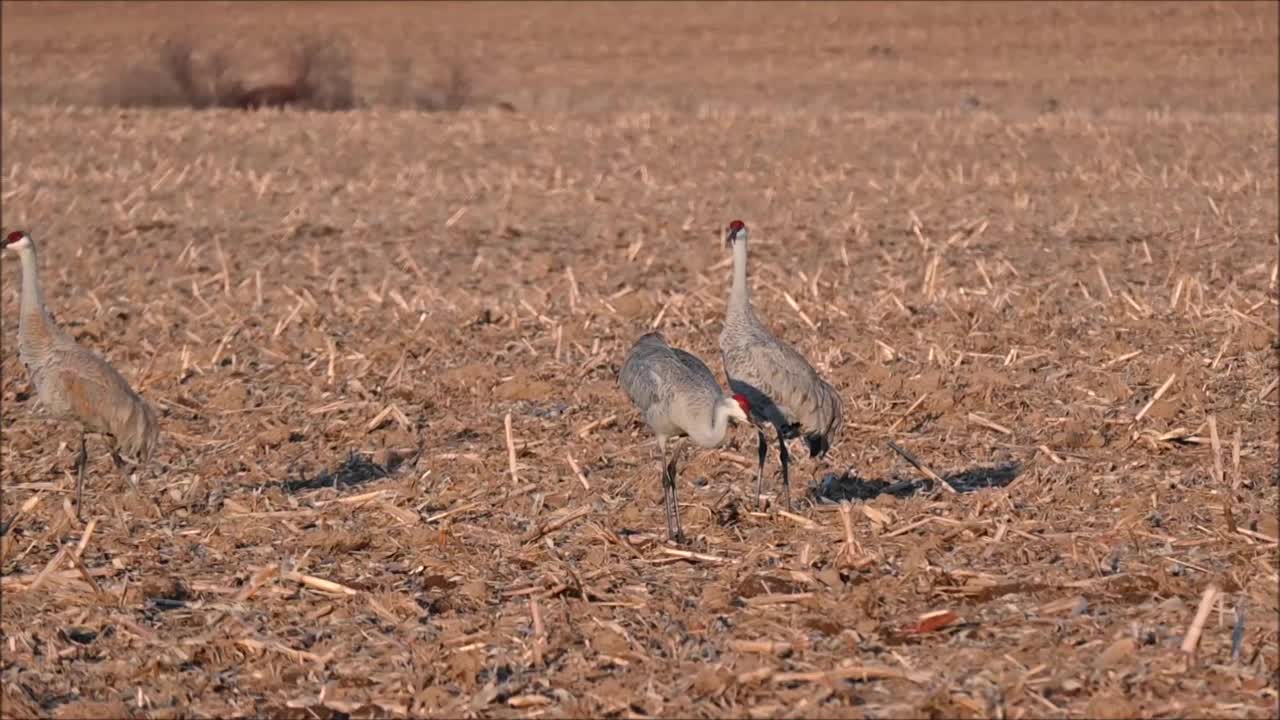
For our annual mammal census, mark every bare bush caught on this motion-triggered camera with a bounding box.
[100,37,209,109]
[437,60,473,112]
[101,33,508,113]
[295,34,355,111]
[102,33,356,111]
[156,38,199,106]
[214,34,356,111]
[386,52,492,112]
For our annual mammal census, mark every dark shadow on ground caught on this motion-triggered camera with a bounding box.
[283,449,420,493]
[811,461,1022,503]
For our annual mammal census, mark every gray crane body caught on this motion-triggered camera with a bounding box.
[619,331,749,541]
[5,232,159,517]
[718,221,843,510]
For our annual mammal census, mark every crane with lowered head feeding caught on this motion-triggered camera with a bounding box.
[619,331,752,542]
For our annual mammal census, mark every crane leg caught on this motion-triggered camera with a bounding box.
[661,446,685,543]
[754,429,769,510]
[74,432,88,522]
[775,427,792,512]
[110,450,140,492]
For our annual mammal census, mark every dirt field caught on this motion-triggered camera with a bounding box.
[1,2,1277,718]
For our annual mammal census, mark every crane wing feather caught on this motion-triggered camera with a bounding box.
[42,349,150,443]
[619,336,668,412]
[724,333,842,444]
[670,347,720,389]
[44,364,121,433]
[620,332,730,443]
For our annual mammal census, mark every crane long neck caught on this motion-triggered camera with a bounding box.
[692,397,738,448]
[712,398,733,442]
[15,244,58,357]
[18,246,48,322]
[728,237,751,318]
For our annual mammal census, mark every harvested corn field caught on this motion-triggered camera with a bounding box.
[1,2,1278,718]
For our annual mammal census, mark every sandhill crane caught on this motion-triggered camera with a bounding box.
[4,230,159,519]
[619,331,752,542]
[719,220,843,511]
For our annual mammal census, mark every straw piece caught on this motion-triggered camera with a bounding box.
[521,505,591,544]
[887,394,927,434]
[778,510,816,528]
[770,665,931,685]
[657,547,727,563]
[1230,426,1242,489]
[967,412,1013,435]
[566,452,590,491]
[287,571,358,596]
[73,518,97,560]
[505,412,519,487]
[1207,416,1223,485]
[742,592,813,606]
[1180,584,1219,656]
[66,549,107,600]
[26,548,69,594]
[235,565,280,602]
[1257,377,1278,403]
[1135,373,1177,421]
[886,441,957,493]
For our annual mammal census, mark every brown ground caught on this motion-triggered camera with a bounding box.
[1,2,1278,718]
